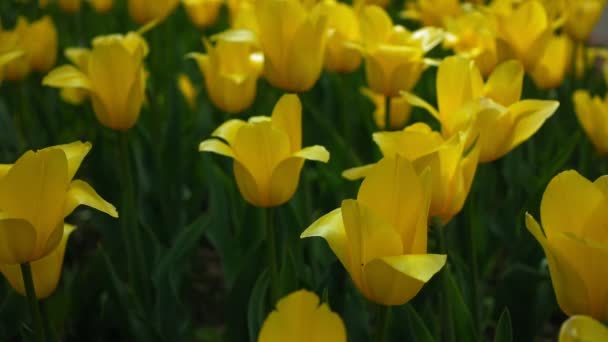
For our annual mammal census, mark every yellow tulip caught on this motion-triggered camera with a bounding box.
[58,48,91,105]
[353,0,390,9]
[188,34,263,114]
[89,0,114,13]
[573,91,608,155]
[58,0,82,12]
[0,224,76,299]
[564,0,606,42]
[182,0,224,28]
[177,73,197,109]
[559,316,608,342]
[255,0,327,91]
[3,19,31,81]
[258,290,346,342]
[302,156,446,306]
[128,0,179,24]
[360,88,411,129]
[403,56,559,162]
[495,0,553,71]
[526,170,608,320]
[401,0,462,27]
[25,16,58,73]
[230,2,259,33]
[530,34,572,90]
[444,9,499,76]
[0,31,23,82]
[359,5,443,97]
[0,142,118,265]
[199,94,330,207]
[43,32,149,131]
[316,0,361,73]
[344,123,479,224]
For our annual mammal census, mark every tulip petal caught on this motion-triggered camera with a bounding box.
[47,141,92,181]
[0,224,76,299]
[483,60,523,106]
[233,160,262,206]
[359,5,393,46]
[0,218,37,264]
[437,56,482,121]
[342,164,374,181]
[199,139,235,158]
[501,100,559,157]
[0,164,11,178]
[64,180,118,218]
[559,316,608,342]
[363,253,446,306]
[271,94,302,152]
[210,119,246,146]
[42,64,92,90]
[286,17,326,91]
[293,146,330,163]
[301,208,349,268]
[401,91,440,121]
[268,157,305,206]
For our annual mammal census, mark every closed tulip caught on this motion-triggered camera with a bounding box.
[573,91,608,155]
[258,290,346,342]
[530,34,572,90]
[43,32,149,130]
[0,224,76,299]
[526,170,608,320]
[255,0,327,91]
[361,88,411,129]
[559,316,608,342]
[302,156,446,306]
[188,35,263,113]
[26,16,58,73]
[59,0,82,12]
[182,0,223,28]
[0,31,22,82]
[344,123,479,224]
[89,0,114,13]
[0,142,118,265]
[401,0,462,27]
[403,56,559,162]
[564,0,606,42]
[359,5,443,97]
[316,0,362,73]
[199,94,330,207]
[128,0,179,24]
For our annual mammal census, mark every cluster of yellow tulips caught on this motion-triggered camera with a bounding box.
[1,0,608,340]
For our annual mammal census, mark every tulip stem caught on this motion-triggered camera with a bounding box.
[374,305,392,342]
[264,207,279,304]
[384,96,391,130]
[437,224,455,342]
[20,262,46,342]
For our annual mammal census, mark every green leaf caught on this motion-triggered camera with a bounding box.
[404,304,435,342]
[445,268,478,342]
[247,270,270,341]
[494,308,513,342]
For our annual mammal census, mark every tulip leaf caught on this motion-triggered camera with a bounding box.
[445,268,478,342]
[247,270,270,341]
[404,304,435,342]
[494,308,513,342]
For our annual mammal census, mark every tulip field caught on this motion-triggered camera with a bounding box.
[2,0,608,341]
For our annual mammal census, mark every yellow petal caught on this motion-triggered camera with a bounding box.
[199,139,235,158]
[0,164,12,178]
[559,315,608,342]
[0,218,37,264]
[363,254,446,306]
[437,56,482,121]
[483,59,523,106]
[42,65,92,90]
[271,94,302,152]
[372,122,443,160]
[401,91,440,121]
[359,5,393,47]
[293,145,330,163]
[258,289,346,342]
[285,16,326,91]
[301,208,349,268]
[506,99,558,154]
[210,119,247,145]
[46,141,91,180]
[233,160,262,207]
[0,224,76,299]
[64,180,118,218]
[342,164,374,181]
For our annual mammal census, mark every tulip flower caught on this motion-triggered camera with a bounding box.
[403,56,559,162]
[530,34,572,90]
[199,94,330,207]
[573,91,608,155]
[128,0,179,24]
[255,0,327,92]
[0,142,118,265]
[43,32,149,131]
[182,0,223,28]
[359,5,443,97]
[188,34,263,114]
[258,290,346,342]
[401,0,462,27]
[564,0,606,43]
[89,0,114,13]
[57,48,91,105]
[59,0,82,12]
[177,73,197,109]
[344,123,479,224]
[0,32,23,82]
[559,316,608,342]
[0,224,76,299]
[361,88,411,129]
[302,156,446,306]
[316,0,362,73]
[526,170,608,320]
[353,0,390,9]
[3,16,58,81]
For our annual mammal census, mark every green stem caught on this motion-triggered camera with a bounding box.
[40,301,58,342]
[467,199,482,335]
[264,207,279,303]
[374,305,392,342]
[384,96,391,131]
[436,223,455,342]
[20,263,46,342]
[119,132,149,305]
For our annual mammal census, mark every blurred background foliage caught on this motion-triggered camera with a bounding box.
[0,0,607,341]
